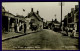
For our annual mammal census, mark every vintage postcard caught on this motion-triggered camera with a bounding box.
[2,2,79,50]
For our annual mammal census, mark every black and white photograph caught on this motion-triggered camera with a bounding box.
[2,2,79,50]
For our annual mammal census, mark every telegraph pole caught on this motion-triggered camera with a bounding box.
[61,2,62,29]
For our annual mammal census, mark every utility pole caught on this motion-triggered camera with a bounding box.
[61,2,62,29]
[60,2,65,31]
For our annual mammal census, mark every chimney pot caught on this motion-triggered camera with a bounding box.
[31,8,33,12]
[37,10,39,14]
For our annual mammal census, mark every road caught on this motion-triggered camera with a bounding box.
[2,29,79,50]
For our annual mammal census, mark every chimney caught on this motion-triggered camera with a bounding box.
[37,10,39,14]
[31,8,33,12]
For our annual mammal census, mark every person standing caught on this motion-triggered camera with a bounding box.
[24,22,26,34]
[17,24,19,32]
[72,27,76,37]
[65,26,68,36]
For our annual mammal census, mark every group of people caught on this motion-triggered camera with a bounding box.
[14,22,27,34]
[65,26,76,37]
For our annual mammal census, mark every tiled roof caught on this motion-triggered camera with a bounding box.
[28,11,43,22]
[33,12,43,21]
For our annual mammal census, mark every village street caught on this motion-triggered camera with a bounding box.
[2,29,78,50]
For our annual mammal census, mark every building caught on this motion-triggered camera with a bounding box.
[25,16,31,30]
[15,15,25,33]
[2,6,15,32]
[46,21,52,29]
[46,18,60,31]
[2,6,25,33]
[63,5,79,37]
[27,8,43,30]
[51,19,60,31]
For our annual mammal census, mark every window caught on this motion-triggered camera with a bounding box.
[31,19,35,23]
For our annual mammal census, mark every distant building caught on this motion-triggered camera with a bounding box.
[52,19,60,31]
[46,21,52,25]
[27,8,43,30]
[46,18,60,31]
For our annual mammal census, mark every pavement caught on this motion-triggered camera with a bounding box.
[60,31,79,38]
[2,29,41,41]
[2,29,79,50]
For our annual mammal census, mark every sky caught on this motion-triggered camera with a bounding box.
[2,2,78,22]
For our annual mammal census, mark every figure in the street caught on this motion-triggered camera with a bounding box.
[24,22,26,34]
[65,26,68,36]
[72,28,76,37]
[17,24,19,32]
[40,25,42,29]
[14,23,17,32]
[19,22,22,31]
